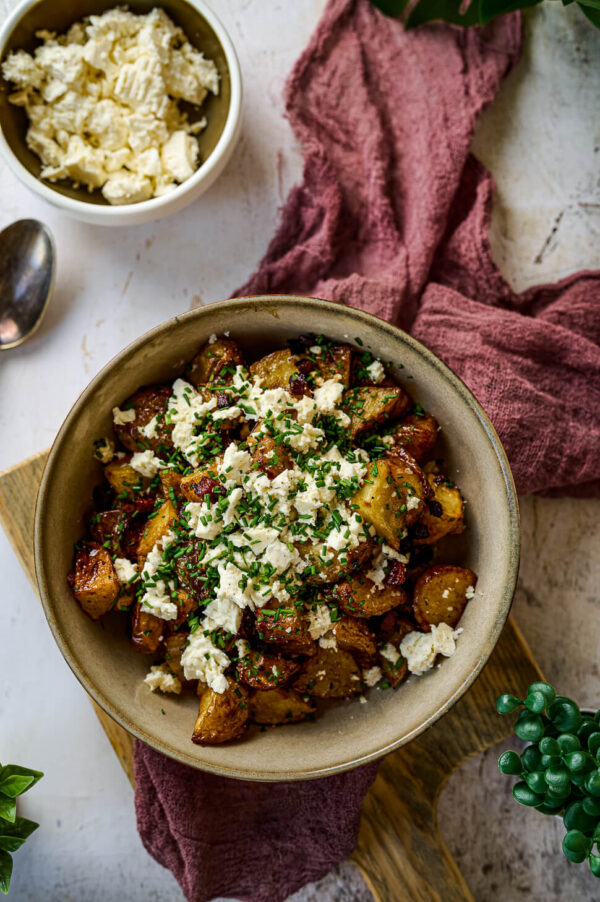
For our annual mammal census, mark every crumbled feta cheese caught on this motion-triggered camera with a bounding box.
[366,360,385,383]
[113,557,138,584]
[140,416,159,439]
[363,666,383,687]
[406,495,421,511]
[400,623,460,676]
[112,406,136,425]
[130,450,164,478]
[465,585,476,599]
[181,630,230,692]
[380,642,402,666]
[144,663,181,694]
[94,437,115,463]
[139,531,178,620]
[2,8,219,204]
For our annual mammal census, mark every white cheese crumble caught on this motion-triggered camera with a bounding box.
[363,666,383,687]
[2,8,219,204]
[112,406,136,425]
[113,557,138,585]
[465,585,476,599]
[181,630,230,693]
[140,416,159,440]
[144,663,182,694]
[93,437,115,463]
[380,642,402,666]
[400,623,461,676]
[130,450,164,478]
[139,531,178,620]
[366,360,385,383]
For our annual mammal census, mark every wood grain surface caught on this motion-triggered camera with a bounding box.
[0,450,543,902]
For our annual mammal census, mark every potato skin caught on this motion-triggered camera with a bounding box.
[104,459,145,500]
[255,605,315,656]
[387,451,430,526]
[249,689,316,725]
[113,386,173,453]
[136,499,177,568]
[388,412,439,462]
[187,338,244,386]
[294,648,362,698]
[164,631,189,681]
[333,576,408,618]
[171,588,198,630]
[248,430,292,479]
[130,602,163,654]
[249,349,299,389]
[192,678,249,745]
[314,344,352,387]
[89,509,127,555]
[413,471,465,545]
[412,565,477,631]
[236,650,301,690]
[342,386,412,439]
[69,542,120,620]
[331,617,377,667]
[302,539,375,585]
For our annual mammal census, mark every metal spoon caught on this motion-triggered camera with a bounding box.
[0,220,55,350]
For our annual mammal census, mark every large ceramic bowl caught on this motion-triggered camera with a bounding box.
[34,296,520,781]
[0,0,242,226]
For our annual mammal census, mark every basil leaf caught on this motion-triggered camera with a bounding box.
[0,816,39,853]
[0,796,16,824]
[0,766,43,798]
[576,0,600,10]
[579,4,600,26]
[0,851,12,896]
[370,0,411,14]
[406,0,483,29]
[480,0,542,22]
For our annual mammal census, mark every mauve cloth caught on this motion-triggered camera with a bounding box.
[134,2,600,900]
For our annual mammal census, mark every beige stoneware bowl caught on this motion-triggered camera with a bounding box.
[34,296,520,781]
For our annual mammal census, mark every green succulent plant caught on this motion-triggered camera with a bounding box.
[370,0,600,31]
[0,763,43,895]
[497,682,600,878]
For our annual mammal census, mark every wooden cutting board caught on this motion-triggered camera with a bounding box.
[0,451,543,902]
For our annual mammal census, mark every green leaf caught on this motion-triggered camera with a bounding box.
[590,854,600,878]
[497,693,523,714]
[588,734,600,757]
[586,771,600,797]
[563,829,591,863]
[369,0,411,14]
[565,751,593,773]
[0,851,12,895]
[525,771,547,794]
[513,781,544,807]
[515,710,545,743]
[583,796,600,817]
[540,737,561,756]
[406,0,483,30]
[557,733,581,754]
[521,746,543,772]
[576,0,600,10]
[0,766,43,799]
[527,682,556,707]
[480,0,542,23]
[564,800,597,833]
[0,817,39,853]
[498,750,522,775]
[548,698,582,733]
[545,767,571,792]
[0,797,16,825]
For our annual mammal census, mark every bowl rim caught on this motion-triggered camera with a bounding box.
[34,295,521,781]
[0,0,242,218]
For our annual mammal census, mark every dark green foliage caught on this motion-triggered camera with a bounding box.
[369,0,600,32]
[496,682,599,878]
[0,764,43,894]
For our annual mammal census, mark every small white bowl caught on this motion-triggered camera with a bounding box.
[0,0,242,226]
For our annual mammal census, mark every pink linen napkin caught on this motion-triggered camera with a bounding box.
[135,2,600,900]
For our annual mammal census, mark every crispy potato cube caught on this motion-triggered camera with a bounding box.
[130,602,163,653]
[136,499,177,568]
[113,386,173,453]
[414,472,465,545]
[412,565,477,631]
[301,539,375,585]
[249,349,299,389]
[236,650,301,690]
[314,344,352,387]
[171,588,198,629]
[187,338,244,386]
[333,576,408,618]
[104,459,145,500]
[352,453,429,548]
[378,645,408,688]
[249,689,316,725]
[387,451,430,525]
[249,430,292,479]
[164,632,188,681]
[388,412,439,462]
[159,468,184,500]
[180,466,224,503]
[342,386,411,439]
[69,542,120,620]
[294,648,362,698]
[192,678,249,745]
[256,604,315,656]
[331,617,377,667]
[89,509,127,554]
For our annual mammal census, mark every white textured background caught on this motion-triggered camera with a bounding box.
[0,1,599,900]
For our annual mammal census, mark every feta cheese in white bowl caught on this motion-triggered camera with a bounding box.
[0,0,242,225]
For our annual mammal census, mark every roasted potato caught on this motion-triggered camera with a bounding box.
[352,453,428,548]
[412,565,477,631]
[294,648,362,698]
[180,467,224,503]
[342,386,411,439]
[164,631,189,681]
[136,499,178,568]
[375,613,414,687]
[331,616,377,667]
[159,468,184,501]
[187,338,244,386]
[387,412,439,461]
[130,602,163,653]
[68,542,120,619]
[249,430,293,479]
[301,539,375,585]
[249,349,299,389]
[174,542,211,601]
[89,509,128,554]
[379,647,408,688]
[192,678,249,745]
[413,471,465,545]
[113,386,173,453]
[171,588,198,630]
[255,604,315,656]
[104,459,145,500]
[313,344,352,387]
[333,575,408,618]
[249,688,316,724]
[236,649,301,690]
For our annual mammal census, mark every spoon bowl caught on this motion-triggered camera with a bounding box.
[0,219,55,349]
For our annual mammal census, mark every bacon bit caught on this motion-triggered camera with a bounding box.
[194,476,225,503]
[385,561,407,588]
